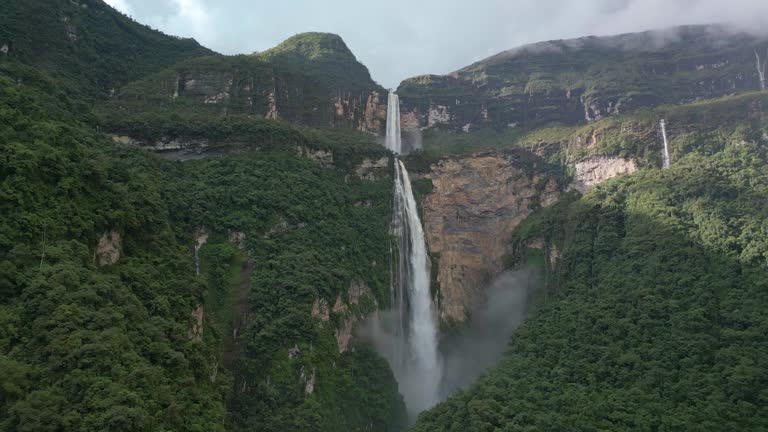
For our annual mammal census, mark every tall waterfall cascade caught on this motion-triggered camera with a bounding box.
[660,119,671,169]
[385,92,403,154]
[756,50,767,91]
[386,92,442,415]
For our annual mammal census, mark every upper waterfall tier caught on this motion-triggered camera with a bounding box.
[386,92,402,154]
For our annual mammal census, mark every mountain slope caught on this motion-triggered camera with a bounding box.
[414,127,768,432]
[397,25,768,136]
[258,32,383,94]
[97,33,389,136]
[0,56,405,432]
[0,0,212,98]
[0,3,406,431]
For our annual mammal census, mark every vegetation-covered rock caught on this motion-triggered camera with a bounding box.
[415,136,768,432]
[0,0,212,99]
[398,25,768,135]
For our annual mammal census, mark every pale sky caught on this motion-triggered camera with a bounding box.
[105,0,768,89]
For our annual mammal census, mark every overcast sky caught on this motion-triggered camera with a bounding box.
[105,0,768,88]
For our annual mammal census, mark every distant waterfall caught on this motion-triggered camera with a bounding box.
[756,50,767,91]
[660,119,671,169]
[386,91,441,416]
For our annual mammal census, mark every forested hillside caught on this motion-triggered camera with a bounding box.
[97,32,388,135]
[0,57,406,431]
[397,25,768,135]
[0,0,212,98]
[413,114,768,431]
[0,1,405,430]
[3,0,768,431]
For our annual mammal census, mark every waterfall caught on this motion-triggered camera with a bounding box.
[386,91,441,416]
[660,119,671,169]
[385,92,402,154]
[194,247,201,276]
[756,50,767,91]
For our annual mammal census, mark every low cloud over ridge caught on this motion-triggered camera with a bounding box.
[105,0,768,90]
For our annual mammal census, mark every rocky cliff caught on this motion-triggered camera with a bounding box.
[398,25,768,134]
[418,151,559,324]
[419,149,648,324]
[100,33,388,135]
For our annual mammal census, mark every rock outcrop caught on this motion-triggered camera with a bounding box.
[95,230,122,266]
[354,157,389,181]
[420,151,560,324]
[228,231,246,249]
[570,157,637,193]
[301,366,316,395]
[297,146,333,167]
[311,298,330,322]
[189,305,204,342]
[109,135,211,155]
[312,278,376,352]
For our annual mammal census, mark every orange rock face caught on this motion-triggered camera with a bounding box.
[421,152,559,324]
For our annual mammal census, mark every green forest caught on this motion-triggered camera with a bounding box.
[0,16,404,430]
[414,139,768,431]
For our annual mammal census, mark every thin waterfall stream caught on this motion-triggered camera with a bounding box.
[660,119,671,169]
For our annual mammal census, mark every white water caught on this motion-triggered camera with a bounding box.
[386,91,441,416]
[756,50,766,91]
[660,119,671,169]
[385,92,402,154]
[194,248,201,276]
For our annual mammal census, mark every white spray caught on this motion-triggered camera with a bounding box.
[660,119,671,169]
[385,91,442,417]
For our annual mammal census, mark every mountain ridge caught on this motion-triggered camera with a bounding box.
[396,23,768,142]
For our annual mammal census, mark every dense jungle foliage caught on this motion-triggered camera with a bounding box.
[4,1,768,431]
[0,0,212,99]
[410,91,768,167]
[414,135,768,431]
[0,30,404,432]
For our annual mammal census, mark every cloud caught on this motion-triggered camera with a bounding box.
[103,0,133,15]
[138,0,217,47]
[118,0,768,88]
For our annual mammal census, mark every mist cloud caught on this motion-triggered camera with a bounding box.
[359,269,540,417]
[438,270,540,397]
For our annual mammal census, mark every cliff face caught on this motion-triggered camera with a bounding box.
[105,56,388,134]
[421,150,643,324]
[420,151,560,324]
[100,33,388,135]
[398,25,768,133]
[570,157,637,193]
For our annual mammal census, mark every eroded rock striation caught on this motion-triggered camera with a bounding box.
[420,151,560,324]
